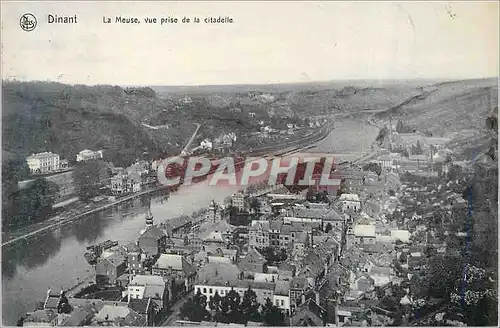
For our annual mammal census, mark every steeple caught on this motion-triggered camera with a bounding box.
[145,195,154,228]
[209,200,218,223]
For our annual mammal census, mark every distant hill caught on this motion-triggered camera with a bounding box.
[2,81,195,167]
[150,78,444,96]
[374,78,498,158]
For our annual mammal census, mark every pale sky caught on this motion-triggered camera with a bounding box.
[1,1,498,85]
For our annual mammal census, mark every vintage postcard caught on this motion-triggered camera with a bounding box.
[1,1,498,327]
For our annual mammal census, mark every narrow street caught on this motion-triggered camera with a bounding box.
[160,293,192,326]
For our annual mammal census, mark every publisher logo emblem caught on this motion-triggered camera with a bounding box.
[20,13,37,31]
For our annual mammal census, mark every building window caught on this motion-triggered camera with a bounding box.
[197,288,201,293]
[203,288,207,293]
[209,288,213,294]
[281,300,284,306]
[276,300,279,306]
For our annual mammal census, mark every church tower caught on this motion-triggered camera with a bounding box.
[208,200,221,223]
[140,195,154,235]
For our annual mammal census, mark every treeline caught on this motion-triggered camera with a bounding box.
[2,81,168,168]
[181,288,285,326]
[2,158,60,231]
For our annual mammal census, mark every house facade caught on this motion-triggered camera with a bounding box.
[76,149,103,162]
[127,275,169,310]
[138,226,168,257]
[95,253,127,287]
[26,152,60,174]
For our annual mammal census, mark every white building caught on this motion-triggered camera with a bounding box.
[231,191,246,212]
[353,225,376,245]
[200,139,213,150]
[195,279,275,309]
[127,275,168,309]
[249,220,270,248]
[26,152,60,174]
[273,280,291,313]
[338,193,361,212]
[76,149,103,162]
[390,230,411,243]
[377,155,394,171]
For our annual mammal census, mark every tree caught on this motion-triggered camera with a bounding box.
[337,178,348,196]
[240,287,262,323]
[6,178,60,230]
[209,292,225,322]
[412,141,423,155]
[306,187,316,202]
[73,160,110,201]
[225,289,242,323]
[261,298,285,326]
[180,291,211,322]
[375,126,389,145]
[57,291,72,314]
[2,158,30,229]
[248,197,261,213]
[325,222,333,233]
[396,120,404,133]
[363,163,382,176]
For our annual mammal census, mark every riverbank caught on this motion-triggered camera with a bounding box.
[2,121,335,249]
[1,185,169,248]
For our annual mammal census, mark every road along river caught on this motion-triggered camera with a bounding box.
[1,116,378,325]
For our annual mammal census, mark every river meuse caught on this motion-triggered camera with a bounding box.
[2,117,378,325]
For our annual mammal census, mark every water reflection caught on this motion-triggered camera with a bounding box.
[2,121,378,325]
[2,230,62,278]
[73,212,110,244]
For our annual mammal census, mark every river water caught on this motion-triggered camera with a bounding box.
[1,117,378,325]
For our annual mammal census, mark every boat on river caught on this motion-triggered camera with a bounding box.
[83,240,118,265]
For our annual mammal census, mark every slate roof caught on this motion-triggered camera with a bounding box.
[280,224,292,235]
[339,194,360,202]
[269,219,283,231]
[123,242,142,253]
[292,208,328,219]
[129,275,165,287]
[196,263,241,285]
[274,280,290,296]
[290,277,308,290]
[144,285,165,299]
[94,303,130,321]
[250,220,270,231]
[300,251,325,278]
[353,225,376,237]
[238,247,266,272]
[44,292,61,309]
[154,254,196,275]
[103,252,127,267]
[278,262,295,272]
[235,279,275,291]
[323,209,345,222]
[139,226,166,240]
[128,298,151,315]
[203,231,225,243]
[24,310,57,323]
[60,308,94,326]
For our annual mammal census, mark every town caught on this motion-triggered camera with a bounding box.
[16,117,498,327]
